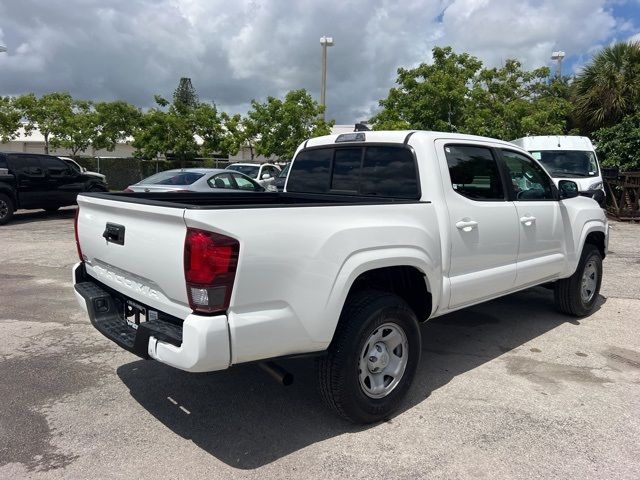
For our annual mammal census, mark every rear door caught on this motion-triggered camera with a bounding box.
[76,195,190,318]
[436,141,519,308]
[499,149,565,286]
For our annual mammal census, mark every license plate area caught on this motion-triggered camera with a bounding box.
[124,299,158,329]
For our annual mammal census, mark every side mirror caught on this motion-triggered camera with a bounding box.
[559,180,579,199]
[261,173,271,180]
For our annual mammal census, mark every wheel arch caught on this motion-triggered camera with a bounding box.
[323,247,440,344]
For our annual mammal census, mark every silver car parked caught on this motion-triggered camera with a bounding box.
[124,168,274,193]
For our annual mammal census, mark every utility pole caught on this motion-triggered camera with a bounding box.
[551,51,565,79]
[320,36,334,120]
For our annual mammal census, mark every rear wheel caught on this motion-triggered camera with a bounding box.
[318,289,421,424]
[0,193,15,225]
[554,244,603,316]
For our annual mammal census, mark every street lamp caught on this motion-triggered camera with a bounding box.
[320,36,334,119]
[551,50,565,79]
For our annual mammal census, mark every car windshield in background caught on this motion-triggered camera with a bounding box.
[227,165,260,177]
[63,160,82,173]
[531,150,599,178]
[141,171,205,185]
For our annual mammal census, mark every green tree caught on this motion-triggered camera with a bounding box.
[56,100,97,155]
[193,102,225,156]
[0,96,22,143]
[372,46,483,131]
[93,100,142,152]
[219,112,247,157]
[246,89,333,159]
[572,41,640,131]
[15,92,73,153]
[592,112,640,171]
[173,77,199,114]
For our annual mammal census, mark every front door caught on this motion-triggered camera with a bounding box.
[436,141,519,308]
[499,149,565,287]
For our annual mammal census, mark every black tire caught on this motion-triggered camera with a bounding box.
[0,193,15,225]
[554,244,603,316]
[318,289,421,424]
[43,205,60,213]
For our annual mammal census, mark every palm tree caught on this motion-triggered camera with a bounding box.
[573,41,640,131]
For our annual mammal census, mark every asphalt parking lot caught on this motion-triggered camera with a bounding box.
[1,207,639,479]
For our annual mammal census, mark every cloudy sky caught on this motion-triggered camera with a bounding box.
[0,0,639,123]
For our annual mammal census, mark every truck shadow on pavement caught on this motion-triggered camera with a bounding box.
[117,286,605,470]
[9,207,76,225]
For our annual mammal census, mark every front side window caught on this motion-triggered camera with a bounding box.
[40,156,70,177]
[232,173,262,191]
[501,150,555,200]
[444,145,504,201]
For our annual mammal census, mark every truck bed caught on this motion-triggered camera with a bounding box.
[81,191,424,209]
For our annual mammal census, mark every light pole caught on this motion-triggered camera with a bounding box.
[320,36,334,119]
[551,50,565,79]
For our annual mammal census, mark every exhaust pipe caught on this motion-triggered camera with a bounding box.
[259,361,294,386]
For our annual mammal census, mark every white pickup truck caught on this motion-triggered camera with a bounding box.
[73,130,608,423]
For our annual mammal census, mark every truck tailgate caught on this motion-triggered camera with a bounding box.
[76,194,191,319]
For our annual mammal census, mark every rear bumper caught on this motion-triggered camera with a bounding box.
[72,262,230,372]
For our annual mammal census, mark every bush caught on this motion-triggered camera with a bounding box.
[593,113,640,172]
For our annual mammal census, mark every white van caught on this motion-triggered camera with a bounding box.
[511,136,605,206]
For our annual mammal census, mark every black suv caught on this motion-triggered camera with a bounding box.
[0,152,108,225]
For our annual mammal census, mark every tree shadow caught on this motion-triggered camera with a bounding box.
[9,207,76,225]
[117,286,606,469]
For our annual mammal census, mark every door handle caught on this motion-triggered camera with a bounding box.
[520,215,536,226]
[455,220,478,232]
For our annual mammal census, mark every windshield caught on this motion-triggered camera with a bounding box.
[63,159,82,173]
[227,164,259,178]
[140,171,204,185]
[278,164,290,178]
[530,150,599,178]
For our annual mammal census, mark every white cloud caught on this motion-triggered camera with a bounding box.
[0,0,630,122]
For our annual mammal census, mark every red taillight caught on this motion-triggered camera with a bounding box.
[74,208,84,261]
[123,187,134,193]
[184,228,239,314]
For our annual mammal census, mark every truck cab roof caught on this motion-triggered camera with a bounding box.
[511,135,595,152]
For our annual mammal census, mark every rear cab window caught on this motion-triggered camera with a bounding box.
[287,145,419,199]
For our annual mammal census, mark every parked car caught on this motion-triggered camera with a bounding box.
[0,152,108,225]
[511,136,605,206]
[226,162,280,188]
[72,130,607,423]
[123,168,267,193]
[273,163,290,191]
[59,157,107,184]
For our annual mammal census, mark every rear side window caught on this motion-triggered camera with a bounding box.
[287,146,419,198]
[444,145,504,201]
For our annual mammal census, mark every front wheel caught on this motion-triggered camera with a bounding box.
[0,193,15,225]
[554,244,603,316]
[318,289,421,424]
